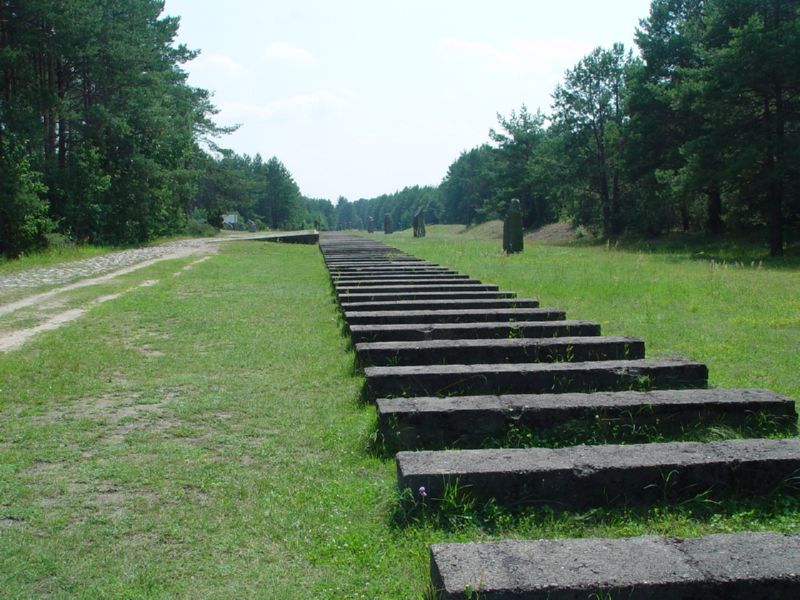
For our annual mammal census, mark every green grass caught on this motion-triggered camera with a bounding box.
[1,233,799,598]
[378,225,800,401]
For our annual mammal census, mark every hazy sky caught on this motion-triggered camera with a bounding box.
[163,0,653,201]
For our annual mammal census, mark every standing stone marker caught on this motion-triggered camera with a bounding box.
[367,216,374,233]
[413,207,426,238]
[384,214,393,234]
[503,198,523,254]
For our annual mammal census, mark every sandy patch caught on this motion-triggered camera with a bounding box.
[0,250,187,318]
[0,279,159,353]
[173,256,212,277]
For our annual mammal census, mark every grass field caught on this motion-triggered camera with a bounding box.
[1,230,798,598]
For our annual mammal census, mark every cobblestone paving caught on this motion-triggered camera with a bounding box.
[0,239,215,291]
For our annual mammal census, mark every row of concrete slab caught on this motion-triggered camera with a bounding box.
[318,232,800,599]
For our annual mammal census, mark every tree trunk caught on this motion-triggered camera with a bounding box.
[600,172,611,238]
[46,51,56,160]
[766,78,785,257]
[705,182,723,234]
[610,169,622,235]
[680,199,689,232]
[57,61,68,170]
[768,179,783,257]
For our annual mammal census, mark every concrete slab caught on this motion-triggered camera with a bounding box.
[342,296,529,310]
[337,284,501,296]
[377,388,798,449]
[358,335,643,366]
[340,290,516,302]
[348,320,601,343]
[398,437,800,509]
[364,358,707,398]
[241,230,319,244]
[333,273,468,281]
[328,264,445,272]
[430,532,800,599]
[345,307,566,325]
[335,278,484,287]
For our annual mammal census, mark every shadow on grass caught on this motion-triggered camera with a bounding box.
[368,412,798,459]
[388,476,800,537]
[570,230,800,270]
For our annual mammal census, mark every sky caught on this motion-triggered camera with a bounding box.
[162,0,654,201]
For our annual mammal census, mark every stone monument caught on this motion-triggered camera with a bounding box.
[413,207,426,238]
[503,198,523,254]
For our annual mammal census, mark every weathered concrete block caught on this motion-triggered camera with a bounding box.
[333,272,468,282]
[330,268,452,277]
[384,213,393,234]
[334,277,484,288]
[340,294,522,307]
[398,437,800,510]
[377,389,798,450]
[364,358,707,398]
[503,198,524,254]
[255,231,319,244]
[357,335,643,366]
[342,297,534,312]
[336,284,501,297]
[348,320,601,343]
[340,290,515,301]
[326,258,425,265]
[344,307,566,326]
[430,533,800,600]
[413,207,426,238]
[329,265,447,275]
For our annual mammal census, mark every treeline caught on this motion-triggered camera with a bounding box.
[0,0,221,257]
[191,151,332,231]
[3,0,797,258]
[0,0,316,258]
[332,186,442,231]
[435,0,800,256]
[345,0,799,256]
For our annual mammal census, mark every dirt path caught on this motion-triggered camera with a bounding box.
[0,235,261,352]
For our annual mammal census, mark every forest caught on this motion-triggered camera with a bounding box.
[1,0,798,257]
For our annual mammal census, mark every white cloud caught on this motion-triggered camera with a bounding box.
[439,36,594,77]
[262,41,319,66]
[219,89,353,121]
[190,52,246,76]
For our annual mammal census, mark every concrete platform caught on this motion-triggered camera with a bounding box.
[328,264,446,273]
[334,277,484,287]
[348,320,601,343]
[357,335,643,366]
[243,230,320,244]
[345,307,566,325]
[336,284,501,297]
[397,437,800,509]
[333,272,468,281]
[339,291,517,304]
[377,389,798,450]
[430,532,800,599]
[324,258,423,266]
[364,358,707,398]
[342,297,534,311]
